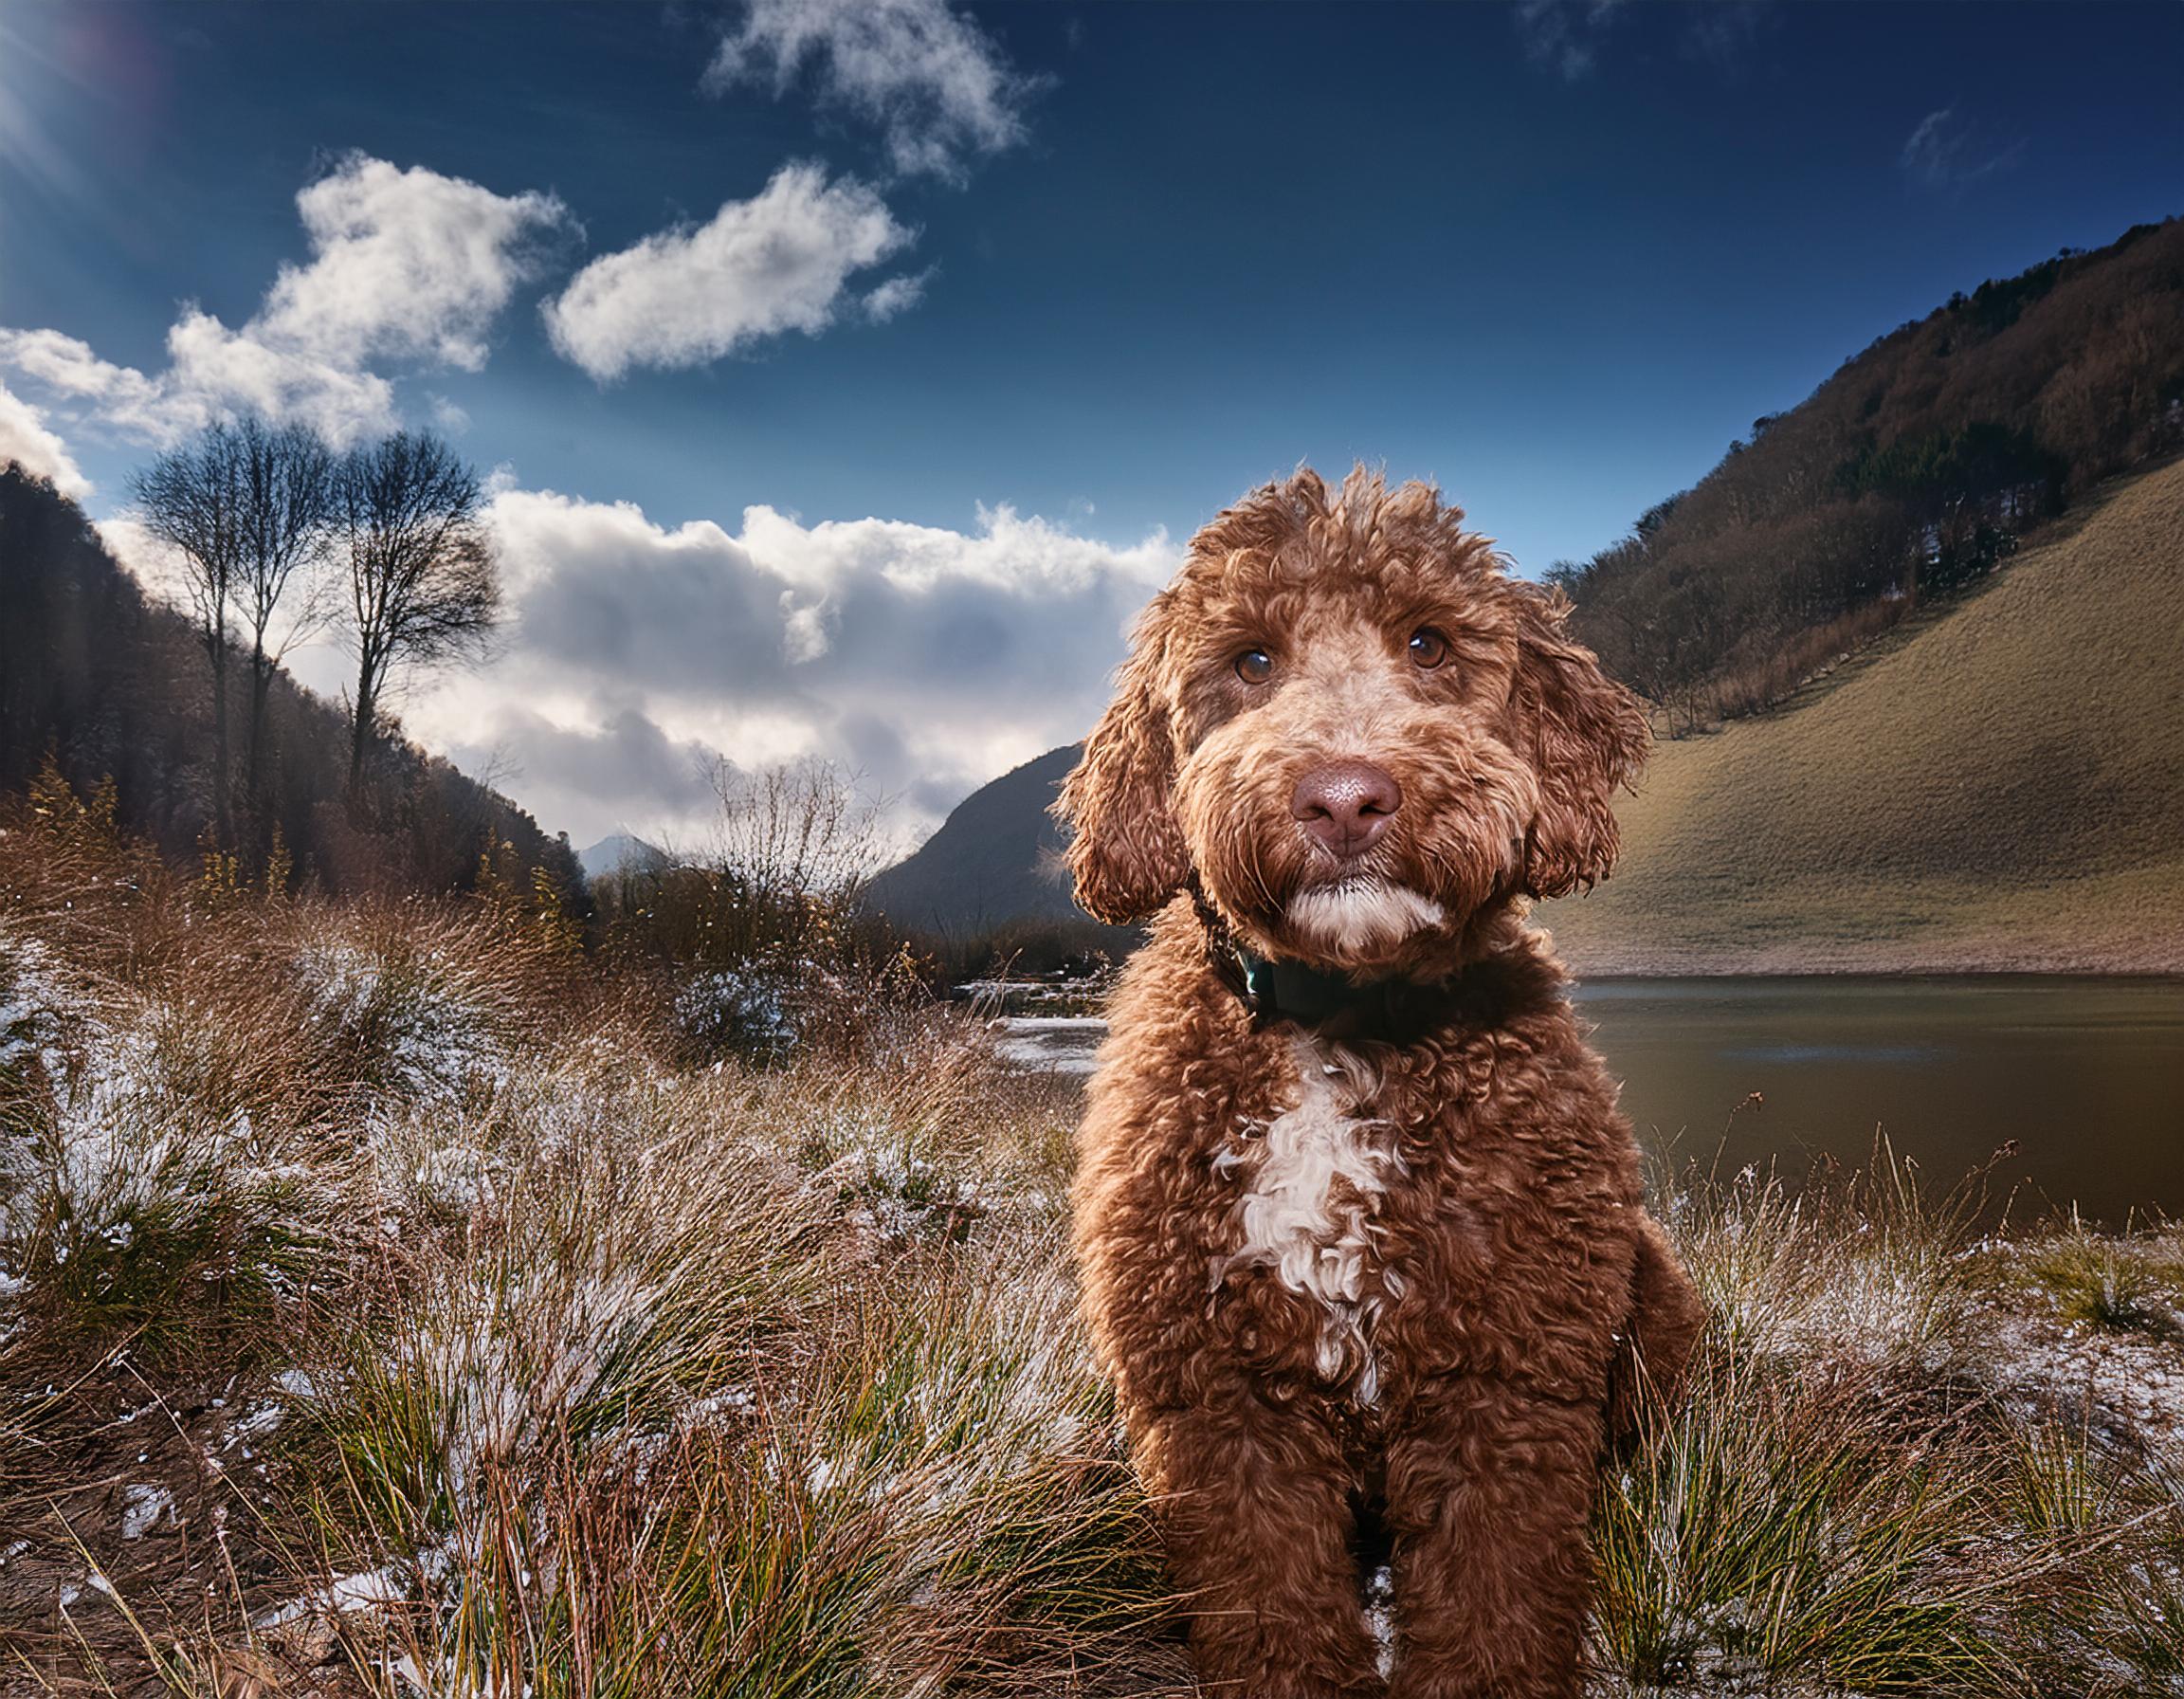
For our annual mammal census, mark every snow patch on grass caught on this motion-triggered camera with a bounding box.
[118,1482,173,1540]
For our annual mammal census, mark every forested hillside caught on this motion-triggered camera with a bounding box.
[1554,217,2184,729]
[0,466,578,898]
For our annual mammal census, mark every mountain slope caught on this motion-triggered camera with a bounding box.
[1539,455,2184,974]
[1556,216,2184,726]
[865,745,1087,935]
[0,465,579,897]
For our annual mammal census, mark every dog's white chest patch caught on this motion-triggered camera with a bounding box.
[1216,1036,1400,1401]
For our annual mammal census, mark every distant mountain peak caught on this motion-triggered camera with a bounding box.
[578,832,670,882]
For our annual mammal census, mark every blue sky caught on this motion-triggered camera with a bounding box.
[2,0,2180,848]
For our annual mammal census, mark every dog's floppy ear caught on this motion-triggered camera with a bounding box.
[1510,583,1650,898]
[1056,597,1190,923]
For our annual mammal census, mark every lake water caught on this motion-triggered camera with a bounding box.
[1581,977,2184,1224]
[995,977,2184,1223]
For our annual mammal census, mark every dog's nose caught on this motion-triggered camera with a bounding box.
[1291,759,1401,859]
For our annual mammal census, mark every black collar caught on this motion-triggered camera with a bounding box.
[1191,877,1438,1035]
[1233,948,1398,1026]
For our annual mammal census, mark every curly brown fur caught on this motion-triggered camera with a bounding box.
[1060,467,1702,1698]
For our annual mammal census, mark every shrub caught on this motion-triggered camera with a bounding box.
[671,962,805,1064]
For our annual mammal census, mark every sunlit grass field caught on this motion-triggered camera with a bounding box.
[9,783,2184,1697]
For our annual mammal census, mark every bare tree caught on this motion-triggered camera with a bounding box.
[702,756,887,906]
[336,430,500,793]
[129,424,252,843]
[226,418,337,819]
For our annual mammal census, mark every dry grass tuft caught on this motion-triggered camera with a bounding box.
[2023,1213,2184,1343]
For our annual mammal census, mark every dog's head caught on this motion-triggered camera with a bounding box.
[1057,466,1647,977]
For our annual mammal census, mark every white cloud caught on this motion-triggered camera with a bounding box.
[0,375,92,498]
[0,313,396,450]
[541,163,917,381]
[162,309,401,445]
[1514,0,1628,82]
[861,269,929,322]
[0,327,199,443]
[0,155,568,448]
[390,483,1180,848]
[704,0,1040,181]
[1900,106,2026,193]
[256,154,571,371]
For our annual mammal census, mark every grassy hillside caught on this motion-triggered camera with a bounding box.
[1542,455,2184,975]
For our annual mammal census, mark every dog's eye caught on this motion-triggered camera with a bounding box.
[1409,628,1449,669]
[1234,649,1274,685]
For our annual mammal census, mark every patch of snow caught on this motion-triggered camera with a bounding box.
[13,1004,252,1253]
[295,939,509,1105]
[0,1267,23,1345]
[683,1385,757,1426]
[0,927,72,1083]
[225,1402,284,1446]
[274,1367,318,1399]
[1975,1301,2184,1446]
[818,1138,985,1244]
[253,1562,410,1629]
[118,1482,173,1540]
[389,1260,665,1516]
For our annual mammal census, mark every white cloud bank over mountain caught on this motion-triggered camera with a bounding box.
[394,484,1179,849]
[90,470,1174,850]
[0,375,93,498]
[0,154,571,448]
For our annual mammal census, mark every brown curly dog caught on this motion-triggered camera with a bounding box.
[1059,466,1702,1698]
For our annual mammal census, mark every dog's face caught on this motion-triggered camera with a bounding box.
[1059,467,1648,977]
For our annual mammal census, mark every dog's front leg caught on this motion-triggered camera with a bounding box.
[1136,1393,1384,1698]
[1381,1377,1600,1699]
[1606,1212,1704,1444]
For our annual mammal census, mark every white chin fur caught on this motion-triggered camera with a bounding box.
[1285,879,1447,956]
